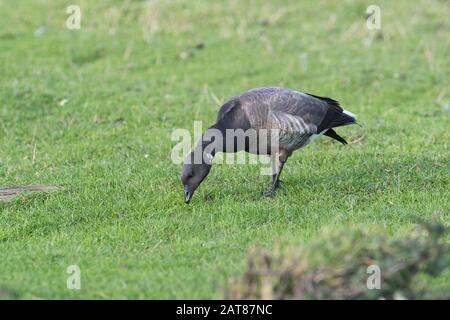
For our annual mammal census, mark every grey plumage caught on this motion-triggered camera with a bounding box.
[221,87,354,152]
[181,87,358,203]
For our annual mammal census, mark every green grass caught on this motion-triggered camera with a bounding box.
[0,0,449,299]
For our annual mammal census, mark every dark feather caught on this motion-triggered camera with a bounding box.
[324,128,348,145]
[217,99,240,121]
[306,93,356,132]
[305,93,343,112]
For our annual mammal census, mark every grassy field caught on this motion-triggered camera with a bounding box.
[0,0,449,299]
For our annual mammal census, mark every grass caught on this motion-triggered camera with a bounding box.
[0,0,449,299]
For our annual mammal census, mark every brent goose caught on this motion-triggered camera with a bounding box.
[181,87,358,203]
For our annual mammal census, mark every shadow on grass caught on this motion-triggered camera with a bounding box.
[200,153,448,202]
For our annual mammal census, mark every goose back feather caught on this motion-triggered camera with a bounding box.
[216,87,356,153]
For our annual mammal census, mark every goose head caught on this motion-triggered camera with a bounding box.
[180,151,213,204]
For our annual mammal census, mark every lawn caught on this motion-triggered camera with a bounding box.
[0,0,449,299]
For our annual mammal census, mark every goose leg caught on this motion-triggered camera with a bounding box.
[271,173,283,189]
[264,152,288,197]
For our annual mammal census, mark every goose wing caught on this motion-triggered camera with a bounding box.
[271,89,348,134]
[239,87,343,134]
[220,87,355,135]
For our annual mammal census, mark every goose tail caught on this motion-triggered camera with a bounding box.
[328,109,358,129]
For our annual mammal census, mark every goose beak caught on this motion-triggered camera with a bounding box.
[184,185,192,204]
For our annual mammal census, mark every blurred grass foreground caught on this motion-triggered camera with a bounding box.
[224,220,450,300]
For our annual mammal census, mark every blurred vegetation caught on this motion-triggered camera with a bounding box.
[224,220,450,299]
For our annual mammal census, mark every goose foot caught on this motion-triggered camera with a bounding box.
[263,180,283,197]
[263,190,275,197]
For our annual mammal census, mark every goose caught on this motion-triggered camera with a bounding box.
[181,87,358,203]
